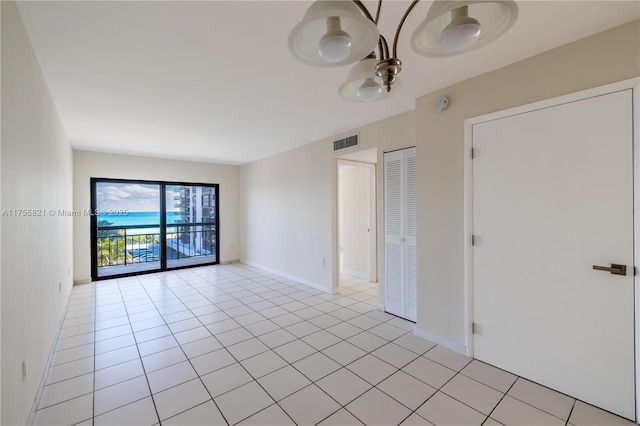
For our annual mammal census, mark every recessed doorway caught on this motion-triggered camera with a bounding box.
[336,148,378,291]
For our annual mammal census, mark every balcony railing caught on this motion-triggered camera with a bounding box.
[97,223,216,269]
[97,224,160,267]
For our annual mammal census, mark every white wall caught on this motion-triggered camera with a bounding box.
[240,111,415,293]
[415,20,640,348]
[1,2,74,423]
[73,150,240,283]
[341,164,371,280]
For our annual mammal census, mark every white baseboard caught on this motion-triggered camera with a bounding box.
[73,278,91,285]
[413,326,466,355]
[241,260,332,294]
[220,259,240,265]
[27,290,74,425]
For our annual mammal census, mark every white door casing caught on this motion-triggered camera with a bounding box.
[465,81,638,421]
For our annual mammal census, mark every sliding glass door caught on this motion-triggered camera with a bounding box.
[93,180,162,278]
[166,184,218,269]
[91,179,219,280]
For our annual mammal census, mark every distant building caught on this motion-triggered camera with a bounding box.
[174,186,216,255]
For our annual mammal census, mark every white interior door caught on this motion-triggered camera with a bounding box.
[472,89,635,420]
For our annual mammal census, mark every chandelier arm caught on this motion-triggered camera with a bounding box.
[374,0,382,25]
[379,35,390,60]
[377,39,384,60]
[351,0,375,22]
[392,0,421,58]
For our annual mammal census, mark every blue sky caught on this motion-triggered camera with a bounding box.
[96,183,179,212]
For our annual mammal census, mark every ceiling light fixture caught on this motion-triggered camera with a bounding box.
[288,0,519,102]
[339,53,394,102]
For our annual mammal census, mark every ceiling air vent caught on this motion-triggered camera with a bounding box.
[333,135,359,151]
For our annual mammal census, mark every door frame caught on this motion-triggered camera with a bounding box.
[337,159,378,283]
[463,77,639,421]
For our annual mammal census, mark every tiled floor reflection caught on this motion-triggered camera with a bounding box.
[33,264,635,425]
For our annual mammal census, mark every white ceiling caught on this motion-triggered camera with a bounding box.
[16,1,639,165]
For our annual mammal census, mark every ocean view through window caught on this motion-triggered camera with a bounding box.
[91,179,219,280]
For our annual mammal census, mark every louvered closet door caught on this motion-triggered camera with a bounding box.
[384,147,417,321]
[384,150,405,317]
[405,149,417,321]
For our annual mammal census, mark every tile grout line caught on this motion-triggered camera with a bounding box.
[31,290,97,421]
[41,269,383,424]
[157,271,301,426]
[184,268,616,421]
[39,264,556,426]
[210,267,392,421]
[565,400,577,426]
[132,273,238,425]
[481,373,519,425]
[381,346,475,426]
[505,386,576,423]
[99,277,162,424]
[204,278,412,425]
[306,320,418,424]
[137,269,378,424]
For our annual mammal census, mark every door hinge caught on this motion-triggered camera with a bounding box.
[471,322,476,334]
[471,147,475,159]
[471,235,476,246]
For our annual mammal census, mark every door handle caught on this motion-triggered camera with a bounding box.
[592,264,627,276]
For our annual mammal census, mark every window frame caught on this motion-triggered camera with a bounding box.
[90,177,220,281]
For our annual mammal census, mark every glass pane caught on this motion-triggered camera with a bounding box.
[166,185,217,268]
[95,182,161,277]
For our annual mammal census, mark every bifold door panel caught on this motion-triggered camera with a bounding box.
[384,148,417,322]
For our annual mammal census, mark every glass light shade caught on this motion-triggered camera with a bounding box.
[288,0,380,67]
[411,0,518,57]
[338,57,398,102]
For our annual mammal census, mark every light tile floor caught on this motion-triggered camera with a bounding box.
[32,264,635,426]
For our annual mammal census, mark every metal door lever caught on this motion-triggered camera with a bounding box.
[592,264,627,276]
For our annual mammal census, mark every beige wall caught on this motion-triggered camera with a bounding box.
[1,2,74,423]
[240,111,415,293]
[73,150,240,282]
[241,20,639,348]
[415,20,640,345]
[240,136,335,290]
